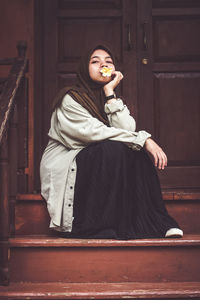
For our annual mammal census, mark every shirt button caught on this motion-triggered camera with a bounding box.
[68,204,71,207]
[71,168,75,171]
[70,186,73,189]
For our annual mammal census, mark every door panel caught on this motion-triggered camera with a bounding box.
[58,18,122,62]
[154,73,200,165]
[153,17,200,61]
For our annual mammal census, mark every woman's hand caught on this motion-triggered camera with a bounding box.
[103,71,123,96]
[144,138,167,170]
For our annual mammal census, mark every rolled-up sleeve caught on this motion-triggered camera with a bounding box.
[105,99,136,132]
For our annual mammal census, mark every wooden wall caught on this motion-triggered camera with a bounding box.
[0,0,35,191]
[0,0,34,70]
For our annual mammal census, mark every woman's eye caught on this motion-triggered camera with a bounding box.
[106,61,113,64]
[91,60,99,64]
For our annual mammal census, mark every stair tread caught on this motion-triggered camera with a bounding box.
[10,234,200,247]
[0,281,200,299]
[16,189,200,201]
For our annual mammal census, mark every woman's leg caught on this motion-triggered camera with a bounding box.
[72,140,128,238]
[71,141,181,239]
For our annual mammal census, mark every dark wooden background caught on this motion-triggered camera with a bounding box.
[1,0,200,193]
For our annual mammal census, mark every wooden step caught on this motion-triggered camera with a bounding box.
[9,235,200,283]
[14,191,200,235]
[0,281,200,299]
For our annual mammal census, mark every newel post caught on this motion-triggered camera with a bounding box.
[17,40,27,58]
[0,135,10,285]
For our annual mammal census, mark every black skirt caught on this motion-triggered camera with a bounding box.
[68,140,180,239]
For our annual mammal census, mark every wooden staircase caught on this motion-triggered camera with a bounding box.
[0,191,200,299]
[0,43,200,300]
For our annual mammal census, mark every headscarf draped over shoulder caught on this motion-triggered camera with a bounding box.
[52,45,116,125]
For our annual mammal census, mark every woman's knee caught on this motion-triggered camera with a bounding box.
[93,140,124,151]
[95,140,128,161]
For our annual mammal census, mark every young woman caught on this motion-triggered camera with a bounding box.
[40,45,183,239]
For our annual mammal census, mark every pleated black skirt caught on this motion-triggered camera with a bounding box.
[68,140,180,239]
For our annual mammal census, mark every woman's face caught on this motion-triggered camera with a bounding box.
[89,49,115,84]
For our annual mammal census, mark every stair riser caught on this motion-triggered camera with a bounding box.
[15,200,200,235]
[10,246,200,283]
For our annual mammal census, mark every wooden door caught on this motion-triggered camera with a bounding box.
[137,0,200,190]
[34,0,200,192]
[34,0,138,191]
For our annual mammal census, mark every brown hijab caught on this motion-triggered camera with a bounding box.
[52,45,116,126]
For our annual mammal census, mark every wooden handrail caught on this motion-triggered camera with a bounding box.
[0,41,28,286]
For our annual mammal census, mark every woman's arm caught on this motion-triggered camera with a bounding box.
[103,71,136,131]
[105,99,136,131]
[144,138,168,170]
[48,94,151,150]
[103,71,167,169]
